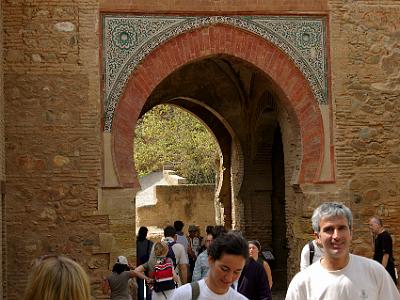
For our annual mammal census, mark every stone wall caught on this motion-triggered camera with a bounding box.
[286,0,400,278]
[2,1,111,299]
[137,184,216,237]
[327,0,400,258]
[0,0,4,297]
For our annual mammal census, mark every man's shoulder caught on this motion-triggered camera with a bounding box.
[172,242,187,259]
[300,242,309,252]
[177,234,189,243]
[380,230,393,240]
[350,254,384,269]
[300,240,314,253]
[351,253,374,263]
[296,259,322,278]
[172,242,185,251]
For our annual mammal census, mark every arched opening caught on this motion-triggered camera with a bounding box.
[111,23,326,291]
[130,55,290,290]
[112,24,325,188]
[133,104,224,236]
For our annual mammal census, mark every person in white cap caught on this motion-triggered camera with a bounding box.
[103,255,152,300]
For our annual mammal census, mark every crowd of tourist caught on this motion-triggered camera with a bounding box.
[23,203,400,300]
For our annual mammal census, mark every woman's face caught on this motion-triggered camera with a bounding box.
[208,253,245,294]
[248,243,259,258]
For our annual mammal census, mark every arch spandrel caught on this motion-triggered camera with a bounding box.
[103,15,329,131]
[107,20,333,187]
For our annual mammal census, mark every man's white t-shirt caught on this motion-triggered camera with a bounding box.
[300,239,324,271]
[170,279,248,300]
[286,254,400,300]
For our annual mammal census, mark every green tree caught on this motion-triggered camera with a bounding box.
[134,104,219,183]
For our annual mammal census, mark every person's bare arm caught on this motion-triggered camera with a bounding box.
[172,268,180,283]
[371,232,376,250]
[134,264,155,289]
[134,265,152,281]
[382,253,389,268]
[178,263,188,284]
[263,261,273,288]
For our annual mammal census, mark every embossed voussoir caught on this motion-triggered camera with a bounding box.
[102,15,328,132]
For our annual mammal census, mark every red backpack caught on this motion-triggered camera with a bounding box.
[152,257,176,293]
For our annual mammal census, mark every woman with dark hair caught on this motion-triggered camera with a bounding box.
[170,231,248,300]
[237,241,272,300]
[137,226,154,300]
[248,240,273,288]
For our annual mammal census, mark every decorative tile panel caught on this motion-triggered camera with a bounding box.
[102,15,328,132]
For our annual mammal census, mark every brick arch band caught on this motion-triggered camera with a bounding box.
[112,24,324,188]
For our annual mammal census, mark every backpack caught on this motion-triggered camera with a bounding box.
[308,240,315,265]
[166,241,177,268]
[152,257,176,293]
[190,281,200,300]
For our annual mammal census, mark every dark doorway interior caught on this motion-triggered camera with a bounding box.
[271,126,287,291]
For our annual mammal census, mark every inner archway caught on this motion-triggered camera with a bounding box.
[134,55,290,290]
[133,103,224,237]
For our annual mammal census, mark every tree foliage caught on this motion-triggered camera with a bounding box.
[134,104,220,183]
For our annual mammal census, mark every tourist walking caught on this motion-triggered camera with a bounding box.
[237,252,272,300]
[170,231,248,300]
[248,240,273,289]
[103,256,142,300]
[192,232,213,281]
[368,216,398,284]
[300,236,324,271]
[162,225,189,285]
[187,225,202,281]
[135,241,179,300]
[137,226,154,300]
[174,220,189,253]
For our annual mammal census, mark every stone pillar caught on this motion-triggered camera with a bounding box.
[97,187,137,269]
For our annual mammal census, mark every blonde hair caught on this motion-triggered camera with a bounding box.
[154,241,168,257]
[24,255,91,300]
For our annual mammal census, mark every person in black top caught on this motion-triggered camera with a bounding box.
[238,255,272,300]
[369,216,397,284]
[137,226,154,300]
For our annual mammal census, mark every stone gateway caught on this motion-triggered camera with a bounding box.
[1,0,400,298]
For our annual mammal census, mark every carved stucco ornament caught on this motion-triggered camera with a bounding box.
[102,15,328,132]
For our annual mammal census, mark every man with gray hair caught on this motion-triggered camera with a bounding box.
[368,216,397,284]
[286,202,400,300]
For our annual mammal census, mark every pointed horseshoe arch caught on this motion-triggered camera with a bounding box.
[111,24,329,188]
